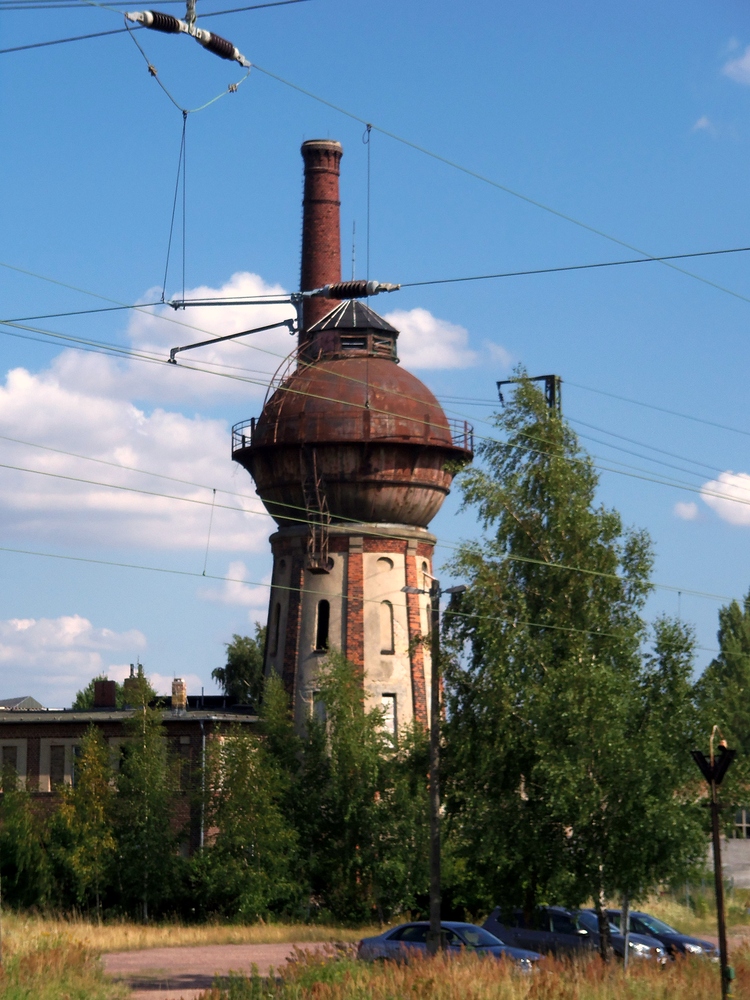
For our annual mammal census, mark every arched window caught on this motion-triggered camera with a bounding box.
[315,600,330,652]
[270,602,281,657]
[380,600,395,655]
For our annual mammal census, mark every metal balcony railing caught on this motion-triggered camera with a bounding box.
[232,415,474,455]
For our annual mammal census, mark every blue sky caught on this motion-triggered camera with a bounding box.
[2,0,750,704]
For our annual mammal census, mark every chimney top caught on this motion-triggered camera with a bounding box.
[300,140,343,337]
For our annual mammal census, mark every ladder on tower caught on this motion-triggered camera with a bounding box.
[300,447,332,574]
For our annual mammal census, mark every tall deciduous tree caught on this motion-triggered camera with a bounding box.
[114,707,178,921]
[193,724,300,919]
[47,726,116,918]
[212,626,266,707]
[443,374,702,956]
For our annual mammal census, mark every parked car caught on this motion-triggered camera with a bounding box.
[484,906,596,957]
[605,909,718,959]
[484,906,664,962]
[357,921,541,971]
[576,909,667,962]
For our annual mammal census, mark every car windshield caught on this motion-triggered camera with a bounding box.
[578,912,620,935]
[633,914,678,935]
[456,927,502,948]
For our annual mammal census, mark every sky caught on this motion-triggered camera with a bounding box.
[2,0,750,705]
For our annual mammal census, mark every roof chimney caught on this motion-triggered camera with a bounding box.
[300,139,343,338]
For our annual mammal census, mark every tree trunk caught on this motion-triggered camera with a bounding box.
[595,890,613,962]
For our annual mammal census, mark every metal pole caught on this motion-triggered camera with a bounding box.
[622,894,630,974]
[711,778,731,1000]
[427,578,442,955]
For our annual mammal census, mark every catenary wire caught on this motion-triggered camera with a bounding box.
[250,63,750,312]
[0,543,721,653]
[0,0,307,54]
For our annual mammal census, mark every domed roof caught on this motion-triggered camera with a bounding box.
[251,356,459,449]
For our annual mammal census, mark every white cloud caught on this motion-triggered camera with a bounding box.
[483,340,513,369]
[692,115,713,132]
[723,46,750,84]
[0,615,145,707]
[674,500,699,521]
[385,308,477,369]
[199,560,270,614]
[701,471,750,525]
[0,364,272,551]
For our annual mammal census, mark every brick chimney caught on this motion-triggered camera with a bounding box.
[300,139,343,338]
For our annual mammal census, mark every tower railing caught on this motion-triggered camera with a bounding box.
[232,415,474,455]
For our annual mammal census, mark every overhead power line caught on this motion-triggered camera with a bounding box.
[0,0,308,54]
[399,246,750,289]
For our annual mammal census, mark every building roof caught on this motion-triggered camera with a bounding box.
[0,696,45,711]
[307,300,398,335]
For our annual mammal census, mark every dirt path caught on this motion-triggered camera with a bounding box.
[103,941,328,1000]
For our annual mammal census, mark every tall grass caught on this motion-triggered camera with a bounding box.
[0,938,126,1000]
[0,911,382,955]
[198,946,750,1000]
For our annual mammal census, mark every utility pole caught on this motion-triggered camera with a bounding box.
[692,729,736,1000]
[403,577,466,955]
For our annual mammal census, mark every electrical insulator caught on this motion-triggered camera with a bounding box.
[126,10,186,32]
[193,27,239,62]
[311,280,401,299]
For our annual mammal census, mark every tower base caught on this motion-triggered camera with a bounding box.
[264,523,436,736]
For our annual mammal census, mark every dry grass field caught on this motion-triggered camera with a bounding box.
[197,944,750,1000]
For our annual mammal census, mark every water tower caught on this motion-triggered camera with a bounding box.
[232,140,473,733]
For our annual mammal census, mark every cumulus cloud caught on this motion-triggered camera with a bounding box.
[199,560,270,617]
[701,471,750,525]
[385,308,477,369]
[0,365,270,551]
[674,500,699,521]
[483,340,513,369]
[692,115,714,132]
[723,46,750,84]
[0,615,145,707]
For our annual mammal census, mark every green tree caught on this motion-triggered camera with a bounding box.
[296,650,429,921]
[212,626,266,707]
[114,706,178,921]
[47,726,116,917]
[0,780,50,909]
[192,723,300,919]
[443,375,701,955]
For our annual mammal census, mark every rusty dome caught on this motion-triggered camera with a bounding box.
[232,303,473,528]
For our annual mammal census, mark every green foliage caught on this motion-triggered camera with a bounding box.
[0,782,50,909]
[192,724,300,920]
[46,726,115,915]
[212,626,267,707]
[296,650,429,921]
[443,373,703,920]
[114,707,179,920]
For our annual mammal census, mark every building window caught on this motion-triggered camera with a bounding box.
[381,694,397,740]
[271,602,281,656]
[377,556,394,573]
[1,746,17,790]
[380,600,395,654]
[315,599,330,652]
[735,809,750,838]
[50,745,66,787]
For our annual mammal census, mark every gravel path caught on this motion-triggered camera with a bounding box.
[103,941,328,1000]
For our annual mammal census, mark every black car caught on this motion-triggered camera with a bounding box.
[605,908,718,959]
[484,906,595,957]
[484,906,666,961]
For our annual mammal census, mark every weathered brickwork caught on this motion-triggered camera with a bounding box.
[282,556,305,701]
[405,541,433,728]
[345,536,365,679]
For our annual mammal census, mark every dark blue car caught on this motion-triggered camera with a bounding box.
[484,905,665,961]
[605,908,718,959]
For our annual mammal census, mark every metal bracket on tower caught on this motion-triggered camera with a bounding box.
[497,374,562,412]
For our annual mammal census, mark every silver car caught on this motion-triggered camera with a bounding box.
[357,920,542,971]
